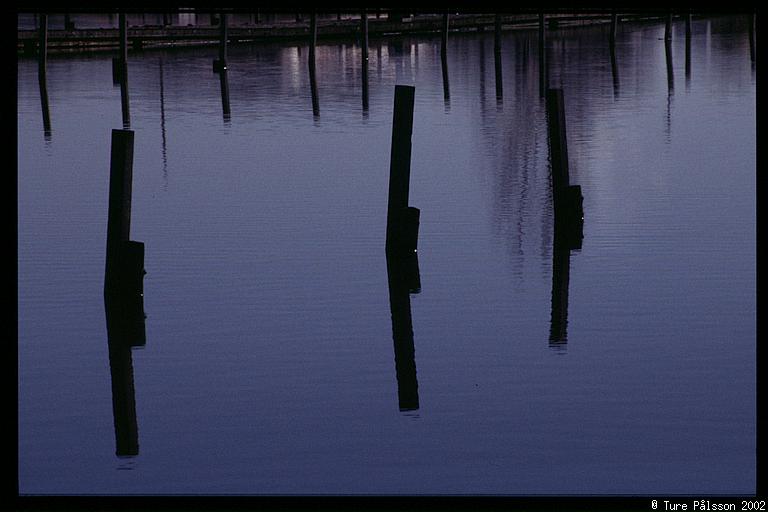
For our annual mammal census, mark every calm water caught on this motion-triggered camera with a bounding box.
[17,15,756,495]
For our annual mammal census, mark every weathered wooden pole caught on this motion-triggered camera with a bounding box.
[665,11,673,41]
[105,129,144,296]
[494,13,503,100]
[539,12,547,97]
[386,85,419,255]
[685,18,691,85]
[213,12,228,73]
[38,14,51,136]
[308,10,319,117]
[441,12,449,55]
[494,13,502,53]
[361,9,369,112]
[37,13,47,80]
[665,37,674,93]
[118,13,130,128]
[610,12,618,44]
[610,39,619,98]
[748,12,755,63]
[685,12,692,40]
[546,89,583,229]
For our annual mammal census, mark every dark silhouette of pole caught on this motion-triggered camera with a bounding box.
[549,224,571,346]
[665,11,673,41]
[539,12,547,97]
[386,85,419,255]
[610,12,618,44]
[308,11,319,117]
[38,13,51,137]
[118,13,130,128]
[362,9,369,113]
[685,19,691,87]
[385,252,420,411]
[441,12,449,55]
[665,38,674,94]
[610,40,619,99]
[213,11,228,73]
[494,13,503,102]
[748,12,756,63]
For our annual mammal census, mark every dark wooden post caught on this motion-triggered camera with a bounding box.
[546,88,583,229]
[685,15,692,85]
[748,12,755,63]
[665,37,674,93]
[38,13,47,79]
[610,12,618,44]
[38,13,51,136]
[362,9,369,112]
[386,85,419,254]
[494,13,502,53]
[665,11,672,40]
[685,12,692,40]
[118,13,130,128]
[441,12,449,55]
[494,13,503,101]
[309,11,317,61]
[105,129,143,294]
[213,12,228,73]
[539,12,547,96]
[610,38,619,98]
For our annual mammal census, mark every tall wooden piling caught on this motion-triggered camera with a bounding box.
[38,14,51,136]
[494,13,502,54]
[748,12,755,63]
[610,12,618,44]
[386,85,418,254]
[539,13,547,97]
[308,11,319,117]
[441,12,449,55]
[309,11,317,61]
[118,13,130,127]
[361,9,369,112]
[685,12,692,40]
[38,13,47,79]
[665,12,673,40]
[665,38,674,93]
[546,88,583,230]
[213,12,228,73]
[105,129,136,292]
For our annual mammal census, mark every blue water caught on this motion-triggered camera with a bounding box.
[17,14,756,494]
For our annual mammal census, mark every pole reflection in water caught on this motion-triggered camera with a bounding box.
[158,59,168,186]
[38,13,51,139]
[441,48,450,110]
[385,252,420,412]
[609,40,620,99]
[104,284,145,457]
[549,214,581,348]
[665,38,674,94]
[219,67,231,122]
[309,11,319,118]
[685,26,692,89]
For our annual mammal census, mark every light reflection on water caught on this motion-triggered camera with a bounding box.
[17,14,755,494]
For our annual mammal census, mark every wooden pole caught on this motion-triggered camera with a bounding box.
[309,11,319,116]
[494,13,502,53]
[362,9,369,112]
[665,38,674,93]
[610,12,618,44]
[213,12,228,73]
[539,12,547,96]
[118,13,130,128]
[441,12,449,55]
[105,129,135,291]
[665,12,672,40]
[37,13,47,79]
[386,85,418,254]
[546,88,584,231]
